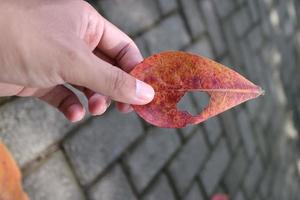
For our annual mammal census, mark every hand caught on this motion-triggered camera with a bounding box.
[0,0,154,122]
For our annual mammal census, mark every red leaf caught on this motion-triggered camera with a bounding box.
[211,194,230,200]
[130,51,263,128]
[0,142,29,200]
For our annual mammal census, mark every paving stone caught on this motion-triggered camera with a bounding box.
[259,167,273,199]
[201,0,226,55]
[224,147,248,195]
[142,175,176,200]
[124,128,180,192]
[247,0,260,23]
[247,25,264,51]
[98,0,160,34]
[232,7,252,37]
[168,132,209,195]
[88,165,137,200]
[186,36,214,59]
[244,155,263,198]
[184,183,204,200]
[219,111,240,152]
[200,139,230,195]
[234,191,246,200]
[181,0,206,38]
[23,151,84,200]
[64,109,143,185]
[134,37,150,57]
[203,117,222,145]
[144,14,190,53]
[213,0,235,18]
[157,0,177,14]
[0,98,71,167]
[236,110,256,159]
[223,20,244,67]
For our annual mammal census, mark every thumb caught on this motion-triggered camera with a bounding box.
[61,47,154,105]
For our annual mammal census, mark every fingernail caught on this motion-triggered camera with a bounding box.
[135,80,155,104]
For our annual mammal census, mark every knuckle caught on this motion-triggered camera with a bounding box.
[110,68,127,94]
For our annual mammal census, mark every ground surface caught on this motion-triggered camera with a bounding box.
[1,0,300,199]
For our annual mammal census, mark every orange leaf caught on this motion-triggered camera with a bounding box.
[0,141,29,200]
[130,51,263,128]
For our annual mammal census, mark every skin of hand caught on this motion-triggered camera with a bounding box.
[0,0,155,122]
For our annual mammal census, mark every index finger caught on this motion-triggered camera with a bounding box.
[97,18,143,72]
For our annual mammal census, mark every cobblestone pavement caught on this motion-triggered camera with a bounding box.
[1,0,300,199]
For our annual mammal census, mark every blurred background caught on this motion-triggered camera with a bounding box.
[1,0,300,199]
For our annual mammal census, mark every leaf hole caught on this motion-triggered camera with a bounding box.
[176,91,210,115]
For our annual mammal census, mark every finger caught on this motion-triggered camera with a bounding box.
[62,44,154,105]
[89,93,111,115]
[96,19,143,72]
[39,85,85,122]
[73,86,111,115]
[116,102,133,113]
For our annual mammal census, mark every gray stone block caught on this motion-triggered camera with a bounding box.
[23,151,85,200]
[124,128,180,192]
[219,111,240,152]
[244,155,263,198]
[181,0,205,38]
[157,0,177,14]
[200,0,226,55]
[234,191,246,200]
[186,37,214,59]
[224,147,248,195]
[142,175,176,200]
[144,15,190,54]
[232,7,252,37]
[184,183,204,200]
[247,25,264,51]
[168,132,209,195]
[236,110,256,159]
[64,109,143,185]
[0,98,71,167]
[98,0,160,34]
[200,139,230,195]
[203,117,222,145]
[88,165,137,200]
[213,0,235,18]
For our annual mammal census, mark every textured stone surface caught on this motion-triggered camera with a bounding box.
[144,14,190,53]
[142,175,176,200]
[186,37,214,59]
[244,156,263,198]
[181,0,205,38]
[236,110,256,159]
[64,109,143,185]
[124,128,180,192]
[200,139,230,195]
[23,151,84,200]
[184,183,204,200]
[88,165,136,200]
[168,132,209,195]
[213,0,235,18]
[201,0,226,55]
[203,117,222,145]
[224,147,248,195]
[98,0,160,34]
[0,98,71,167]
[157,0,177,14]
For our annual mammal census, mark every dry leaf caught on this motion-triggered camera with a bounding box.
[131,51,263,128]
[0,141,29,200]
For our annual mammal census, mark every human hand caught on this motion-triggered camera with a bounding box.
[0,0,154,122]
